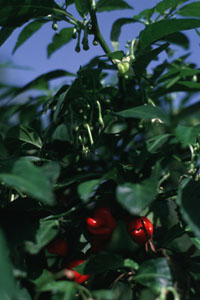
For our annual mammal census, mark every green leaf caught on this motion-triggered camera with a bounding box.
[146,134,171,153]
[175,124,200,147]
[75,0,89,17]
[41,161,61,184]
[38,280,76,299]
[0,0,61,28]
[85,253,124,275]
[155,0,189,14]
[116,177,158,215]
[115,104,169,123]
[33,269,54,291]
[0,229,16,299]
[111,281,133,300]
[6,125,42,148]
[96,0,132,12]
[177,179,200,239]
[139,19,200,52]
[14,70,73,97]
[13,19,49,54]
[123,258,139,270]
[77,179,102,203]
[134,43,169,77]
[159,224,186,247]
[178,81,200,89]
[178,2,200,17]
[0,158,55,205]
[47,27,74,58]
[52,123,73,143]
[106,51,124,60]
[134,258,172,293]
[25,218,59,254]
[0,27,14,46]
[161,32,189,49]
[110,18,137,50]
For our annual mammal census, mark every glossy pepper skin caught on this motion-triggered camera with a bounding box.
[127,217,153,245]
[86,207,116,237]
[68,259,90,284]
[47,237,68,256]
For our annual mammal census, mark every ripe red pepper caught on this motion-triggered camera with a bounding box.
[127,217,155,251]
[86,207,116,237]
[47,237,68,257]
[68,259,90,284]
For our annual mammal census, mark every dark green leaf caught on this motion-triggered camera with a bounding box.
[115,104,169,123]
[93,289,119,300]
[133,8,154,22]
[6,125,42,148]
[178,81,200,89]
[75,0,89,17]
[0,229,16,299]
[0,27,14,46]
[110,18,137,50]
[77,179,101,203]
[25,218,59,254]
[14,70,73,97]
[134,43,169,77]
[47,27,74,58]
[41,162,61,184]
[96,0,132,12]
[139,19,200,52]
[123,258,139,270]
[38,280,76,299]
[155,0,189,14]
[33,269,54,291]
[65,0,75,7]
[162,32,189,49]
[13,19,49,54]
[106,51,124,60]
[116,177,158,215]
[146,134,171,153]
[0,0,61,28]
[55,172,100,189]
[177,178,200,239]
[178,2,200,17]
[159,224,186,247]
[111,281,133,300]
[52,123,73,143]
[134,258,172,293]
[175,124,200,147]
[0,158,55,205]
[85,252,124,274]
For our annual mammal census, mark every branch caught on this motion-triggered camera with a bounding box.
[87,0,111,54]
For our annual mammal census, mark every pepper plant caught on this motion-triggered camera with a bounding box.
[1,0,200,299]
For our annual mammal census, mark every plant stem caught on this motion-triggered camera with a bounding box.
[87,0,111,54]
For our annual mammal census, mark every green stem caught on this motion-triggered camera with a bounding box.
[84,123,94,146]
[87,0,111,54]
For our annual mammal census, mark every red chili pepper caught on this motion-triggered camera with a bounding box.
[86,207,116,237]
[127,217,153,245]
[47,237,68,257]
[68,259,90,284]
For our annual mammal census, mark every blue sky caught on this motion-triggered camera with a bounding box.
[0,0,199,87]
